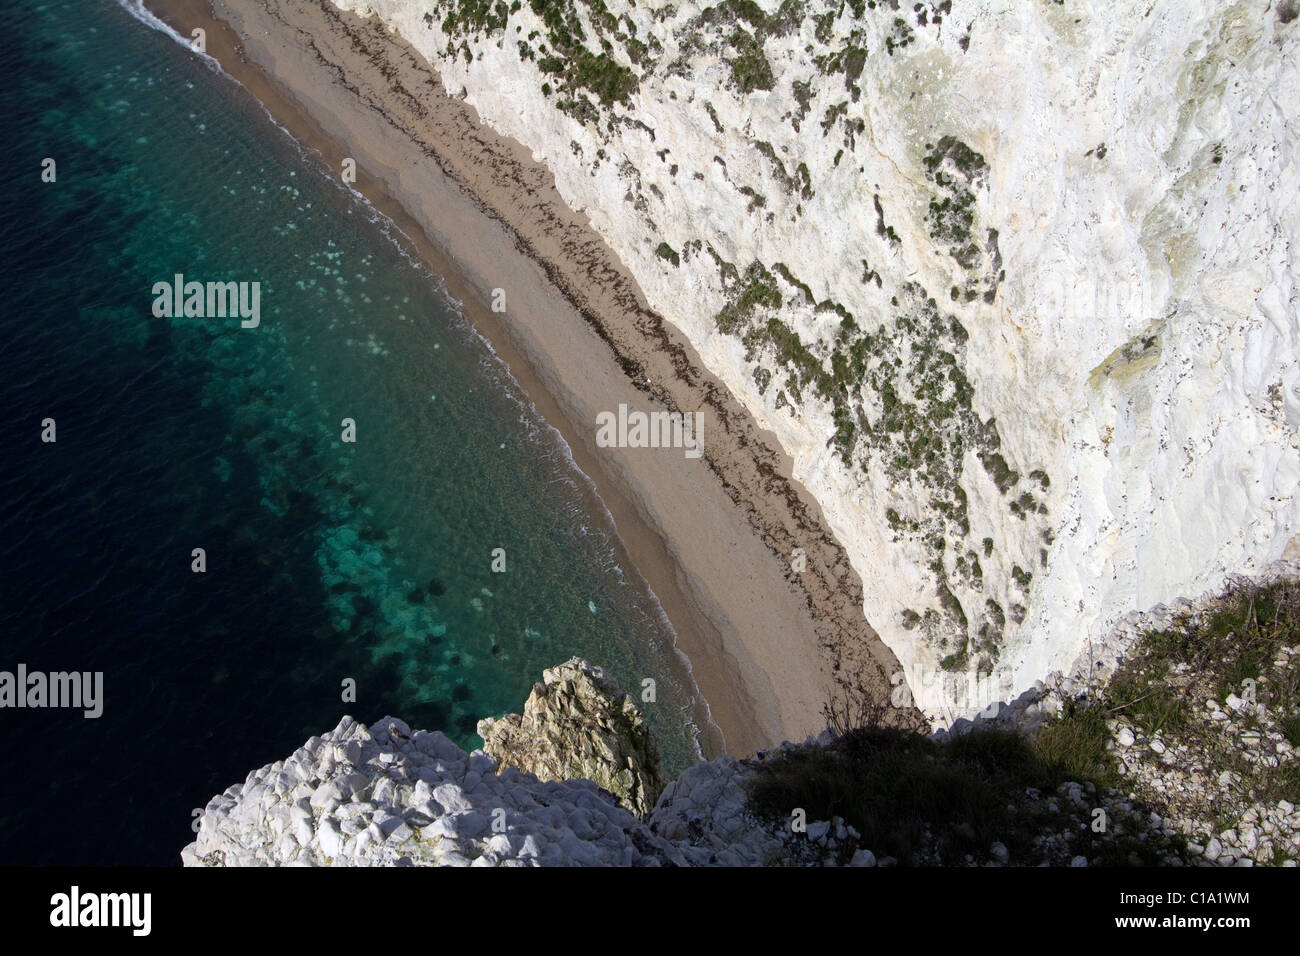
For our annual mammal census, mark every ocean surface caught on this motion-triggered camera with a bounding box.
[0,0,706,865]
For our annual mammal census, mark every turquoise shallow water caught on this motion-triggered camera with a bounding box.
[0,0,706,864]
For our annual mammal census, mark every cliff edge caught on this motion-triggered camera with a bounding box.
[186,570,1300,867]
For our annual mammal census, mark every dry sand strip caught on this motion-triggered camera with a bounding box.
[143,0,924,755]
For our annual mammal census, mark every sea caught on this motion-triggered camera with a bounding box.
[0,0,707,865]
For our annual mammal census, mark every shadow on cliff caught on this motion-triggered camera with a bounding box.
[743,720,1177,866]
[745,577,1300,866]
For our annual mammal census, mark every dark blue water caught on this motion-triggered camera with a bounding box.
[0,0,707,865]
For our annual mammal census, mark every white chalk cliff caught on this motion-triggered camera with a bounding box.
[331,0,1300,723]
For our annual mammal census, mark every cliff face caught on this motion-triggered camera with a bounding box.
[331,0,1300,722]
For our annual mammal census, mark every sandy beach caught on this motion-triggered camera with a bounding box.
[138,0,922,756]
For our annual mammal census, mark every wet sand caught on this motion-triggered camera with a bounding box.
[138,0,921,756]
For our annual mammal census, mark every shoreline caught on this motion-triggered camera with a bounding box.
[136,0,921,755]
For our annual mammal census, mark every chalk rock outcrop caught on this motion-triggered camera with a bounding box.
[477,657,667,818]
[181,656,866,867]
[182,714,691,867]
[180,709,857,866]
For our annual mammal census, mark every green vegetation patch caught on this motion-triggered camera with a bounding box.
[433,0,641,110]
[1041,579,1300,839]
[654,242,680,267]
[753,142,814,200]
[922,136,1004,303]
[671,1,809,98]
[715,261,782,335]
[745,724,1171,865]
[1112,582,1300,747]
[726,27,776,93]
[923,136,987,268]
[709,264,1053,669]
